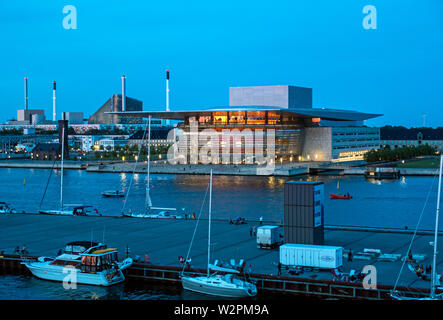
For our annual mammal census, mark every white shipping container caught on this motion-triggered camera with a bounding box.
[279,244,343,269]
[257,226,283,248]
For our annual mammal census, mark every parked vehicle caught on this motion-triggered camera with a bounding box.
[279,244,343,270]
[256,226,283,249]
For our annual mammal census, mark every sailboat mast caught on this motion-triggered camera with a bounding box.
[60,125,65,210]
[145,115,152,213]
[207,169,213,278]
[431,154,443,298]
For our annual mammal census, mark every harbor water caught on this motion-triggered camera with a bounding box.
[0,167,441,299]
[1,168,440,229]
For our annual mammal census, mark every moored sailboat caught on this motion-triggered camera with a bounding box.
[122,115,181,218]
[180,170,257,298]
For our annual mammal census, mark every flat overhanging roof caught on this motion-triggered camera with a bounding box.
[107,106,382,122]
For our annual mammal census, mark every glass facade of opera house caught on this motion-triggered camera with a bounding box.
[173,109,380,163]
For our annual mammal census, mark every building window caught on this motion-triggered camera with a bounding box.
[246,111,265,125]
[213,112,227,125]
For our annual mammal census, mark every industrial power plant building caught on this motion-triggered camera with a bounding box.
[88,94,143,125]
[113,85,381,163]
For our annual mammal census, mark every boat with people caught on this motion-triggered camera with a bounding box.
[180,170,257,298]
[39,205,101,216]
[330,193,352,200]
[101,190,125,198]
[0,202,16,214]
[22,241,133,286]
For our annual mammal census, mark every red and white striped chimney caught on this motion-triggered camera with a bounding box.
[52,81,56,121]
[24,77,28,110]
[166,70,170,112]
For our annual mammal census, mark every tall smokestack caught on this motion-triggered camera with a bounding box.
[166,70,170,112]
[24,77,28,110]
[121,75,126,112]
[52,81,56,121]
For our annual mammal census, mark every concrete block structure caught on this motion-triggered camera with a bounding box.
[302,126,380,162]
[65,112,84,125]
[17,109,45,124]
[284,181,324,245]
[229,85,312,109]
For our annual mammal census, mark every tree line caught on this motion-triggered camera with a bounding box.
[93,144,170,161]
[364,144,437,162]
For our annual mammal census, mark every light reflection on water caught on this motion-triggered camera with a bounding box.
[0,168,440,229]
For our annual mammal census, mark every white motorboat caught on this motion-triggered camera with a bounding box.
[22,241,133,286]
[181,170,257,298]
[0,202,16,214]
[390,155,443,300]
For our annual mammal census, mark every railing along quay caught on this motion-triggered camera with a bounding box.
[0,255,432,300]
[126,263,430,300]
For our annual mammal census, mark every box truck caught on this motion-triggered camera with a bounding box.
[279,244,343,269]
[256,226,283,249]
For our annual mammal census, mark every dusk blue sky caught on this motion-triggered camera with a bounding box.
[1,0,442,127]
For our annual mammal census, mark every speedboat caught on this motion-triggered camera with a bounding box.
[330,193,352,200]
[39,205,101,216]
[22,241,133,286]
[0,202,16,214]
[102,190,124,198]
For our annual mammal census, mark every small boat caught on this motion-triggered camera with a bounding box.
[22,241,133,286]
[123,210,184,219]
[101,190,124,198]
[330,193,352,200]
[181,170,257,298]
[0,202,16,214]
[39,205,101,216]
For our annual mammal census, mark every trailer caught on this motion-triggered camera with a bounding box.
[256,226,283,249]
[279,244,343,270]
